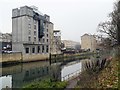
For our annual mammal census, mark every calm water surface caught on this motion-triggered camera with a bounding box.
[0,59,84,89]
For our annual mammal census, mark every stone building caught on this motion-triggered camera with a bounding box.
[52,30,61,54]
[81,34,97,52]
[12,6,53,54]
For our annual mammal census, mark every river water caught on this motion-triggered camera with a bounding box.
[0,59,84,89]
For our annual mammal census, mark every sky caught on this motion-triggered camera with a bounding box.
[0,0,115,42]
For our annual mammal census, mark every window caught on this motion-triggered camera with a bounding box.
[25,71,29,77]
[39,38,41,42]
[25,47,29,53]
[47,39,48,43]
[34,31,36,36]
[29,30,31,35]
[47,29,48,32]
[28,37,31,41]
[34,25,36,29]
[28,24,31,28]
[46,45,49,53]
[47,34,48,37]
[43,39,44,43]
[32,47,35,53]
[34,37,36,41]
[42,45,44,53]
[38,46,40,53]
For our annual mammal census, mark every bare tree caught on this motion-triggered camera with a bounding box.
[98,0,120,46]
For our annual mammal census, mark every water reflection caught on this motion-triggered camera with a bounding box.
[0,75,12,89]
[0,57,95,88]
[61,61,82,81]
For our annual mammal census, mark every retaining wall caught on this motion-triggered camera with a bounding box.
[1,53,22,63]
[0,53,49,63]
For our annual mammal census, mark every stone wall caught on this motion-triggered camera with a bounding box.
[0,53,49,63]
[22,54,49,62]
[1,53,22,63]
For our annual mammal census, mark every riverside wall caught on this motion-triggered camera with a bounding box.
[0,53,22,63]
[0,53,49,64]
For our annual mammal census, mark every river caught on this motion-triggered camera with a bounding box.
[0,58,87,89]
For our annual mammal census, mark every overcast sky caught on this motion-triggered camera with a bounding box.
[0,0,115,42]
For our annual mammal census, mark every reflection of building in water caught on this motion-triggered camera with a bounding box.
[12,64,61,88]
[50,64,61,81]
[12,66,50,88]
[1,65,22,76]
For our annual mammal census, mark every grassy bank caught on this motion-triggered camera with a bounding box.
[76,56,119,88]
[23,78,68,89]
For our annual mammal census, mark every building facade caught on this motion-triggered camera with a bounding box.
[81,34,96,52]
[0,33,12,51]
[52,30,61,54]
[62,40,79,49]
[12,6,53,54]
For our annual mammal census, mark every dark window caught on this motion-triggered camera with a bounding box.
[47,34,48,37]
[32,47,35,53]
[34,37,36,41]
[25,48,29,53]
[47,29,48,32]
[34,25,36,29]
[34,31,36,35]
[47,39,48,42]
[25,71,29,76]
[46,45,49,53]
[39,38,41,42]
[28,37,31,41]
[42,45,44,53]
[38,46,40,53]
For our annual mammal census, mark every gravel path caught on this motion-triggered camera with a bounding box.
[64,76,80,89]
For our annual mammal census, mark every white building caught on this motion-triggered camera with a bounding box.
[12,6,53,54]
[62,40,80,49]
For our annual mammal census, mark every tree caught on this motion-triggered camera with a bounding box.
[98,0,120,46]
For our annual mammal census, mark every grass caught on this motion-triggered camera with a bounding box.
[22,77,68,89]
[76,56,119,89]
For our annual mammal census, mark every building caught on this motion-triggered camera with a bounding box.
[0,33,12,51]
[62,40,80,49]
[12,6,53,54]
[52,30,61,54]
[81,34,96,52]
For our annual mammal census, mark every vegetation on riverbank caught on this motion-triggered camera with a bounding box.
[76,56,119,88]
[23,78,68,89]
